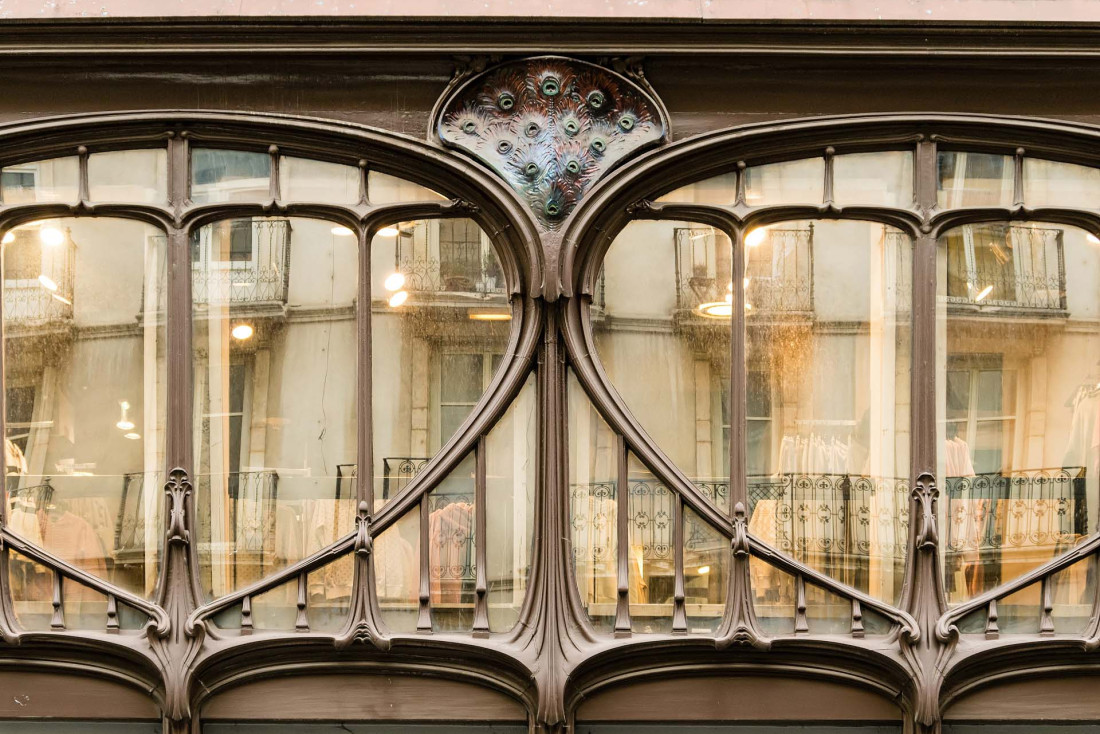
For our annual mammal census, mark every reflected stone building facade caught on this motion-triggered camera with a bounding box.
[3,9,1100,734]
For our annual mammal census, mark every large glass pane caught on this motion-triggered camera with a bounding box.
[1025,158,1100,209]
[938,222,1099,604]
[193,217,357,599]
[2,157,79,204]
[191,149,271,204]
[746,220,912,604]
[683,505,727,633]
[751,555,795,635]
[568,369,618,632]
[485,375,536,632]
[3,218,166,599]
[428,453,476,632]
[938,152,1014,209]
[655,173,736,205]
[375,506,420,633]
[596,221,731,513]
[371,219,510,507]
[368,171,447,204]
[281,157,359,206]
[833,151,914,208]
[627,454,674,634]
[745,158,824,207]
[88,150,168,204]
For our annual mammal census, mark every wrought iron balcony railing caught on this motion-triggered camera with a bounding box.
[945,224,1067,312]
[191,219,292,306]
[381,457,430,500]
[674,226,815,318]
[2,227,76,327]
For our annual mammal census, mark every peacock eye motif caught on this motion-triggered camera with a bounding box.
[436,57,668,229]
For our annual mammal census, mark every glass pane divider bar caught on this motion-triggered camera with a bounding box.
[728,220,746,512]
[50,570,64,630]
[295,572,309,632]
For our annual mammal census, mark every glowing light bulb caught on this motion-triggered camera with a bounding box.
[384,272,406,291]
[39,227,64,247]
[330,225,355,237]
[1,232,13,245]
[974,284,994,302]
[377,226,400,237]
[388,290,409,308]
[745,227,768,248]
[1089,233,1100,245]
[231,323,254,340]
[123,432,141,440]
[38,274,57,291]
[697,565,711,575]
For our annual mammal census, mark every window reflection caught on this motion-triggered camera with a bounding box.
[746,220,912,604]
[938,221,1100,604]
[371,219,510,508]
[568,370,618,632]
[596,221,731,513]
[3,218,166,600]
[191,149,271,204]
[88,150,168,204]
[833,151,914,207]
[1,157,79,204]
[938,152,1014,209]
[193,217,357,599]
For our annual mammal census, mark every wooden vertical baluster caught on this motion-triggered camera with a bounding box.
[671,493,687,634]
[240,594,253,635]
[106,594,119,633]
[50,571,64,630]
[851,598,865,638]
[472,436,490,637]
[985,598,1000,640]
[613,434,631,637]
[794,574,809,634]
[417,493,432,633]
[1039,575,1055,636]
[295,572,309,632]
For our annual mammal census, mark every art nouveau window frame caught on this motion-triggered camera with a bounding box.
[0,110,1099,732]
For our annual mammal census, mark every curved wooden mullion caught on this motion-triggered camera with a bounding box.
[185,532,356,635]
[928,205,1100,239]
[0,202,175,232]
[562,295,733,535]
[1,527,171,636]
[368,297,543,538]
[935,531,1100,643]
[748,535,919,637]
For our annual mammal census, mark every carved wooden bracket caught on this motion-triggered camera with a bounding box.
[165,468,193,546]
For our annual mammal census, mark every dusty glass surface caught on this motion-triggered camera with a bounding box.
[371,219,510,507]
[4,218,166,599]
[746,220,912,604]
[88,149,168,204]
[937,222,1099,604]
[568,369,618,633]
[596,220,731,514]
[485,375,537,632]
[193,217,357,599]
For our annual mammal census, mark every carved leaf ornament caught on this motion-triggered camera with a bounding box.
[436,57,668,229]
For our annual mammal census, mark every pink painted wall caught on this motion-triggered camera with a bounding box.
[1,0,1099,21]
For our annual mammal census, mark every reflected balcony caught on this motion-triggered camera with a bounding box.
[945,224,1068,315]
[674,226,815,324]
[2,225,76,333]
[191,219,292,309]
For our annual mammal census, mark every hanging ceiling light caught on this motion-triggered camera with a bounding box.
[377,226,400,237]
[388,290,408,308]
